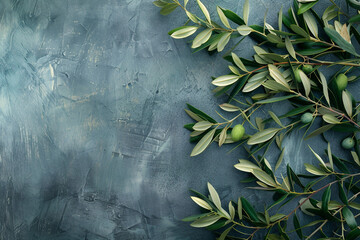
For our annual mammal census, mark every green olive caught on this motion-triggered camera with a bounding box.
[231,124,245,142]
[342,137,355,149]
[335,73,348,91]
[302,65,313,74]
[294,69,302,83]
[301,113,313,124]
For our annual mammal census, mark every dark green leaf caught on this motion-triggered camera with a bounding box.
[280,105,313,118]
[160,3,178,15]
[241,197,260,222]
[206,218,227,230]
[182,213,211,222]
[346,228,360,240]
[349,14,360,23]
[332,154,350,174]
[286,164,294,191]
[321,185,331,212]
[187,104,217,123]
[304,124,334,140]
[282,14,293,29]
[192,33,223,53]
[297,1,318,15]
[289,165,305,188]
[342,207,357,230]
[350,26,360,46]
[184,123,195,131]
[290,24,309,38]
[293,213,303,239]
[278,222,290,240]
[221,8,245,25]
[268,193,289,210]
[218,226,233,240]
[256,95,297,104]
[298,1,318,15]
[324,27,360,57]
[297,47,329,56]
[214,85,232,97]
[227,75,250,102]
[338,182,349,205]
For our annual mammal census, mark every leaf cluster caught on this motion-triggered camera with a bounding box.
[155,0,360,239]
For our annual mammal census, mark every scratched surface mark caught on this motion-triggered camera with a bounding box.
[0,0,353,239]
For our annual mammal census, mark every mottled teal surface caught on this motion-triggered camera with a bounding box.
[0,0,356,239]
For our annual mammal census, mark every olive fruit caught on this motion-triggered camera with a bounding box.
[294,69,302,83]
[335,73,348,91]
[231,124,245,142]
[342,137,355,149]
[302,65,313,74]
[301,113,313,123]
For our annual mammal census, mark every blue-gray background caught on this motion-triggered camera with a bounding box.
[0,0,355,239]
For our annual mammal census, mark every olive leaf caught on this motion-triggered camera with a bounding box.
[278,6,283,31]
[197,0,211,23]
[304,163,328,175]
[191,196,212,210]
[208,182,222,210]
[193,121,213,131]
[327,143,334,170]
[243,0,249,25]
[217,6,231,28]
[191,128,216,156]
[285,36,296,60]
[231,52,248,72]
[298,0,319,14]
[192,29,213,48]
[342,207,357,230]
[219,103,240,112]
[237,25,252,36]
[308,146,328,169]
[342,90,353,117]
[217,32,232,52]
[252,169,277,187]
[319,71,330,106]
[218,226,232,240]
[229,201,235,220]
[321,186,331,212]
[190,215,221,228]
[218,127,227,147]
[185,109,204,122]
[324,27,359,56]
[303,11,318,38]
[170,26,198,39]
[269,111,284,127]
[242,71,268,92]
[158,3,178,15]
[290,24,309,38]
[268,64,290,89]
[212,75,240,86]
[275,148,285,171]
[247,128,280,145]
[351,151,360,166]
[234,159,261,172]
[299,70,311,97]
[322,114,340,124]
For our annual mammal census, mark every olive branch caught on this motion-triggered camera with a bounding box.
[155,0,360,239]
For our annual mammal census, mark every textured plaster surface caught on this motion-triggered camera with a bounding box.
[0,0,356,239]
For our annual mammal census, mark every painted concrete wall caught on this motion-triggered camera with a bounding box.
[0,0,355,239]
